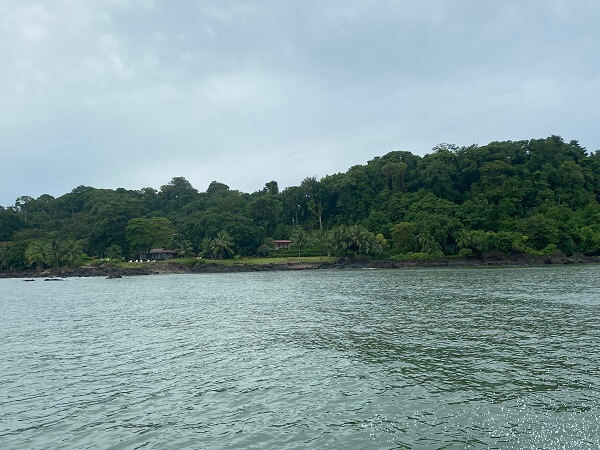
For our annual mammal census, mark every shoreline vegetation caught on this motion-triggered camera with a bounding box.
[1,136,599,275]
[1,254,599,279]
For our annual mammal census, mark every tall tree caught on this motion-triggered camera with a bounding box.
[61,240,81,267]
[291,227,309,261]
[125,217,173,256]
[25,241,48,271]
[311,229,331,261]
[211,231,234,262]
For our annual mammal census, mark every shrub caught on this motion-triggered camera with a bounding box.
[457,248,474,258]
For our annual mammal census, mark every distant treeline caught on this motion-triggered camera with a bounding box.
[1,136,600,271]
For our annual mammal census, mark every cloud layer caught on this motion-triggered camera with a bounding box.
[1,0,599,205]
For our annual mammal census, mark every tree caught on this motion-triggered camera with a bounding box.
[2,134,600,269]
[0,242,10,270]
[125,217,173,256]
[369,233,388,256]
[455,230,472,250]
[61,240,81,266]
[291,227,309,261]
[257,238,275,257]
[417,232,443,256]
[106,244,123,260]
[25,241,48,271]
[521,214,559,250]
[381,162,407,192]
[346,225,370,259]
[206,181,230,195]
[211,231,234,262]
[311,229,331,261]
[390,222,419,254]
[159,177,199,210]
[49,235,62,268]
[0,208,24,241]
[200,237,214,259]
[263,181,279,195]
[307,197,324,230]
[174,239,195,258]
[250,196,282,235]
[301,177,325,230]
[330,227,349,258]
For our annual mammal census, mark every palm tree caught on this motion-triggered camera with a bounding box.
[468,230,487,255]
[211,231,234,262]
[331,227,349,259]
[291,227,309,262]
[61,240,81,267]
[347,225,369,259]
[175,240,195,258]
[200,237,214,259]
[25,241,48,271]
[106,244,123,260]
[417,232,441,255]
[49,236,62,268]
[311,229,331,261]
[456,230,472,250]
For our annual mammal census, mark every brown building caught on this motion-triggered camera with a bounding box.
[140,248,178,260]
[273,240,292,249]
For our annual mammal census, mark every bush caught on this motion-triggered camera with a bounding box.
[542,244,560,256]
[457,248,474,258]
[256,244,272,257]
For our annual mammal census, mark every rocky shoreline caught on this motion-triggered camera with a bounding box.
[1,254,599,279]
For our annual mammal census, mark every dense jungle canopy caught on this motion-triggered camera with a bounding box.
[1,136,600,271]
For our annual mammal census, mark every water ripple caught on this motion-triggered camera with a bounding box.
[1,265,600,449]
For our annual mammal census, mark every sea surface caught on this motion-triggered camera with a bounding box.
[1,265,600,449]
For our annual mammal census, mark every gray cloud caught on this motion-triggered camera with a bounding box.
[1,0,599,205]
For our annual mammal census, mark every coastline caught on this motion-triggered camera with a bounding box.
[1,254,599,279]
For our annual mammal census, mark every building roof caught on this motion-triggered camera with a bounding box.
[273,240,292,243]
[148,248,178,254]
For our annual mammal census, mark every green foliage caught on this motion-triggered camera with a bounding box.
[211,231,234,261]
[291,227,309,261]
[2,135,600,272]
[0,242,9,270]
[310,229,331,260]
[61,239,82,267]
[25,241,49,271]
[106,244,123,260]
[125,217,173,255]
[199,237,214,259]
[520,214,558,250]
[174,239,195,258]
[457,248,474,258]
[257,238,275,257]
[391,222,419,254]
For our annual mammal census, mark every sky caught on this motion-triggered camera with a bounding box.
[1,0,599,206]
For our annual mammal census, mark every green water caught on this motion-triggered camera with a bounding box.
[1,266,599,449]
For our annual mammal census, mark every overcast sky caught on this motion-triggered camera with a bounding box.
[1,0,599,206]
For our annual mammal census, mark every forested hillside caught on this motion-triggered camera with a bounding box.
[1,136,599,271]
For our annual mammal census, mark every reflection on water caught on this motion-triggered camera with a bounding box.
[1,265,599,449]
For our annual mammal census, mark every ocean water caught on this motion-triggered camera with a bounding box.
[1,265,599,449]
